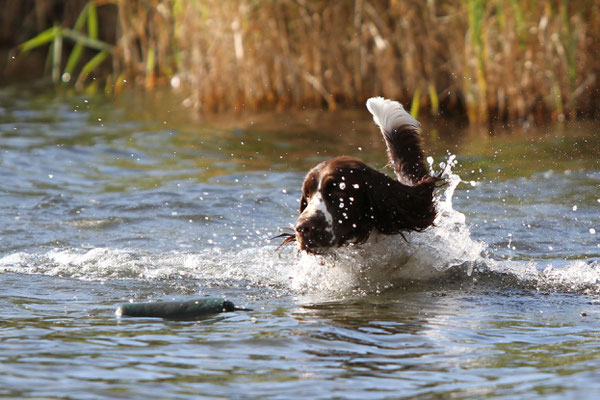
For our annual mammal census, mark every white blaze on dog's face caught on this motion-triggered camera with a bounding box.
[295,163,336,252]
[303,191,335,233]
[297,190,335,244]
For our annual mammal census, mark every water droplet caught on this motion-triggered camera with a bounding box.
[590,228,596,235]
[353,184,360,189]
[339,182,346,190]
[572,205,578,211]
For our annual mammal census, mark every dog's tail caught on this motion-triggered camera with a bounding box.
[366,97,429,185]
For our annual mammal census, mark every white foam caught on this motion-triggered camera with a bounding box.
[483,259,600,294]
[0,246,296,289]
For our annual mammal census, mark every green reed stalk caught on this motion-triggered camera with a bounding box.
[19,1,113,88]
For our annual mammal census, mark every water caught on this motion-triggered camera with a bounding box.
[1,84,600,399]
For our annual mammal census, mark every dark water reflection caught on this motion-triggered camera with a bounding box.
[1,85,600,399]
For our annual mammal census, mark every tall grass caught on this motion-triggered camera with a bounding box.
[19,2,114,90]
[16,0,600,123]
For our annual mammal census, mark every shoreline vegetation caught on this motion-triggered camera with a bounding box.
[2,0,599,124]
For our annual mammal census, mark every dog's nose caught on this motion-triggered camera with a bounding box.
[295,221,312,235]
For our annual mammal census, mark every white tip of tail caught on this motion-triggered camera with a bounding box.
[366,97,420,135]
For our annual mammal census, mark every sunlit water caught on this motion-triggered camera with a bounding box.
[1,84,599,399]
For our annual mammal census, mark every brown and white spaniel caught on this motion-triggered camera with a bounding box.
[289,97,443,254]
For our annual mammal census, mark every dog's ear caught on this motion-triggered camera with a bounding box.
[366,171,440,235]
[299,165,322,214]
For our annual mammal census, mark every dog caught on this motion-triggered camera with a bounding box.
[277,97,443,254]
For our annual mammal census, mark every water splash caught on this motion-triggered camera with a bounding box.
[485,259,600,294]
[284,156,600,295]
[1,156,598,296]
[287,154,486,294]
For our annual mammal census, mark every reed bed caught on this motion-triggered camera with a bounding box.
[11,0,600,123]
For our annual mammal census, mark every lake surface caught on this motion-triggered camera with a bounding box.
[1,83,599,399]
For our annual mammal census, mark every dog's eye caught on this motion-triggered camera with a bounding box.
[303,187,311,198]
[327,188,346,200]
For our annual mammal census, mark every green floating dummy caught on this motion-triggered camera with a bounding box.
[116,297,247,319]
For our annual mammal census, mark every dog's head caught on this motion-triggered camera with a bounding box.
[296,157,373,253]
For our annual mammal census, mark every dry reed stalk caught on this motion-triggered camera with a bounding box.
[116,0,175,89]
[7,0,599,123]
